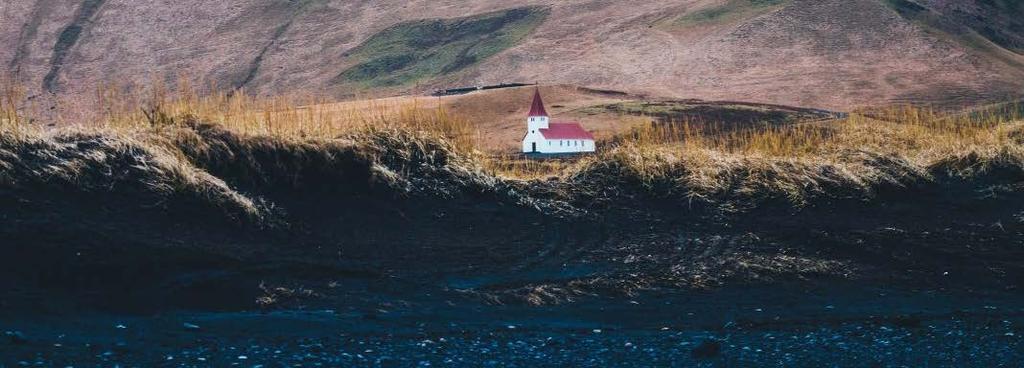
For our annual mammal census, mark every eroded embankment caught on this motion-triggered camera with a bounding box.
[0,122,1022,311]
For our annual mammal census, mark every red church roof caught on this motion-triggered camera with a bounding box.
[527,89,548,117]
[540,121,595,140]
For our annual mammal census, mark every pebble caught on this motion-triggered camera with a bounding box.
[3,310,1021,366]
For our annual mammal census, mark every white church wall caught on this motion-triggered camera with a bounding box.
[522,131,546,153]
[527,116,549,131]
[534,139,596,154]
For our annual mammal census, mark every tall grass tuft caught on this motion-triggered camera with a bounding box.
[1,76,481,153]
[0,75,29,136]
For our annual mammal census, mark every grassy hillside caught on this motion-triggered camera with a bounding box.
[946,0,1024,54]
[334,7,548,89]
[667,0,788,29]
[884,0,1024,65]
[6,0,1024,109]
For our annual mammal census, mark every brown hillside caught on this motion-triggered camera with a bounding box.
[2,0,1023,109]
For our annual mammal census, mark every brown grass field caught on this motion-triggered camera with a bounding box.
[2,76,1023,197]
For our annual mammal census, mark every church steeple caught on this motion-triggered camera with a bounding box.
[527,89,549,117]
[526,88,550,132]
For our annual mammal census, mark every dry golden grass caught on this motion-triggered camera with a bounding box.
[96,79,475,150]
[569,102,1024,205]
[2,76,1022,207]
[0,76,28,136]
[2,76,480,153]
[607,103,1020,159]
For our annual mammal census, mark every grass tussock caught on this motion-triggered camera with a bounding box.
[572,103,1024,206]
[1,77,29,136]
[0,76,513,228]
[0,128,270,224]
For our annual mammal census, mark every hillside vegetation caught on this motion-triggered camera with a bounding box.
[667,0,788,29]
[4,0,1024,109]
[334,7,548,89]
[883,0,1024,71]
[917,0,1024,54]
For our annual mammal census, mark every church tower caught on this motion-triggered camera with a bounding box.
[526,89,549,132]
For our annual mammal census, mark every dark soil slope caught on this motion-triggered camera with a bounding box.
[0,123,1022,313]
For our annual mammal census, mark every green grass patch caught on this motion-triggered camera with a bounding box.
[970,0,1024,54]
[883,0,928,16]
[334,7,548,89]
[670,0,788,29]
[884,0,1024,56]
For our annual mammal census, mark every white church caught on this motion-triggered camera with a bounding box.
[521,89,596,154]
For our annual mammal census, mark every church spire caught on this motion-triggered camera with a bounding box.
[527,88,549,117]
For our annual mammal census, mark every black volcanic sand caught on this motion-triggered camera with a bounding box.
[2,284,1022,367]
[3,190,1023,366]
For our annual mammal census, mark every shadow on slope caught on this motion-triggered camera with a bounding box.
[0,121,1022,312]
